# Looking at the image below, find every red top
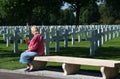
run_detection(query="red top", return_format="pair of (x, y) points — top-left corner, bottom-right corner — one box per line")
(25, 33), (44, 56)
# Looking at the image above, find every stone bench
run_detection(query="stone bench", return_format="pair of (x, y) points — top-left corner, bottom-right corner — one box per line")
(32, 56), (120, 79)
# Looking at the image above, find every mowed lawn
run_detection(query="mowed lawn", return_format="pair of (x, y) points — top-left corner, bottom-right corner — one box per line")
(0, 34), (120, 71)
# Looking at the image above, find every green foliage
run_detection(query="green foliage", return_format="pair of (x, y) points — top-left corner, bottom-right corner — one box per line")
(0, 0), (8, 25)
(0, 0), (120, 25)
(0, 0), (7, 18)
(114, 19), (120, 24)
(105, 0), (120, 19)
(80, 0), (100, 24)
(64, 0), (99, 25)
(100, 16), (115, 24)
(99, 0), (120, 24)
(0, 0), (64, 25)
(57, 9), (75, 25)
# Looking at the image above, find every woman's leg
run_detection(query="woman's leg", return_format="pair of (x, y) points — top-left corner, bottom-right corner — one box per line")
(20, 51), (38, 64)
(20, 51), (38, 71)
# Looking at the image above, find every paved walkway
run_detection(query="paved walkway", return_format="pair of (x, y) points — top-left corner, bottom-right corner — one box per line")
(0, 67), (120, 79)
(0, 72), (60, 79)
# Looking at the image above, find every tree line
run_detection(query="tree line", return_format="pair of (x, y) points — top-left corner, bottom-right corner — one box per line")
(0, 0), (120, 26)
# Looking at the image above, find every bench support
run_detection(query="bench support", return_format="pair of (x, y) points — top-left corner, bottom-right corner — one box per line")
(62, 63), (80, 75)
(100, 67), (119, 79)
(31, 60), (47, 70)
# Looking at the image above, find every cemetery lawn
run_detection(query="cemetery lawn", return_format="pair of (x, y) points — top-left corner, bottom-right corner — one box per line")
(0, 34), (120, 72)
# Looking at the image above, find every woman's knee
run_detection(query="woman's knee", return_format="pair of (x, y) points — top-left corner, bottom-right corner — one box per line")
(20, 52), (27, 59)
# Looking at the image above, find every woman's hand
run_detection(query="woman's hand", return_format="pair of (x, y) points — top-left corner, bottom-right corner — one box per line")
(25, 50), (30, 52)
(25, 38), (29, 43)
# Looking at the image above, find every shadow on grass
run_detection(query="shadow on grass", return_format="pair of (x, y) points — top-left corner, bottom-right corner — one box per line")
(50, 46), (120, 60)
(95, 46), (120, 59)
(0, 53), (20, 58)
(50, 47), (91, 57)
(1, 46), (120, 60)
(0, 40), (6, 43)
(0, 50), (23, 58)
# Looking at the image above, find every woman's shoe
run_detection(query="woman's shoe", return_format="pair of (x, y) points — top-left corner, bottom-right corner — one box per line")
(27, 69), (33, 72)
(24, 68), (30, 72)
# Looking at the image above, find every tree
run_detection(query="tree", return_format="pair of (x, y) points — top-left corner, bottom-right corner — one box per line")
(3, 0), (63, 25)
(80, 0), (100, 24)
(63, 9), (75, 25)
(33, 0), (63, 25)
(3, 0), (36, 25)
(0, 0), (8, 25)
(63, 0), (97, 25)
(105, 0), (120, 19)
(98, 0), (120, 24)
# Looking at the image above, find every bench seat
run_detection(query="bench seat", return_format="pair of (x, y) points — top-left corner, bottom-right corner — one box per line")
(32, 56), (120, 79)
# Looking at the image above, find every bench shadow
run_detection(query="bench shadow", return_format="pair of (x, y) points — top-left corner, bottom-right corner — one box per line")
(43, 66), (120, 79)
(78, 69), (102, 77)
(45, 66), (63, 72)
(44, 66), (102, 77)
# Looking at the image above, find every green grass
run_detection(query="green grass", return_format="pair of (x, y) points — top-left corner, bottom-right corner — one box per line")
(0, 34), (120, 71)
(95, 38), (120, 60)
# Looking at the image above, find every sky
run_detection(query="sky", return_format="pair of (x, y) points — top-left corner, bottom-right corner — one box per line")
(61, 0), (104, 9)
(61, 3), (70, 10)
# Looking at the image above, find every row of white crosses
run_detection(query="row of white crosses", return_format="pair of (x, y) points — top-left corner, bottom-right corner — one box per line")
(0, 26), (32, 53)
(39, 25), (120, 56)
(90, 25), (120, 56)
(0, 25), (120, 56)
(1, 27), (20, 53)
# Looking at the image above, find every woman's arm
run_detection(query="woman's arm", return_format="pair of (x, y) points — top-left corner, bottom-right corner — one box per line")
(25, 38), (30, 45)
(28, 35), (39, 51)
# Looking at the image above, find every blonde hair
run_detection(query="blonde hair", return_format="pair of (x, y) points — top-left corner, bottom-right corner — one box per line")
(31, 25), (39, 33)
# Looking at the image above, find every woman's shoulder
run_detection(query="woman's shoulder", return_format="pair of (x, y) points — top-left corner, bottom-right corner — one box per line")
(35, 33), (43, 38)
(35, 33), (40, 36)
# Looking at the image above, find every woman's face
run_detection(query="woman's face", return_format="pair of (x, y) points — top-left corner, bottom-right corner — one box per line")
(31, 29), (34, 35)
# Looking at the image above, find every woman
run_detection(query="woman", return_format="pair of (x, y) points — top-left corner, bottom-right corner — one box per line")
(20, 25), (44, 72)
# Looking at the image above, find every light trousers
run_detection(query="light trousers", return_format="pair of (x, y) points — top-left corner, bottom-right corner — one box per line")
(20, 51), (38, 64)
